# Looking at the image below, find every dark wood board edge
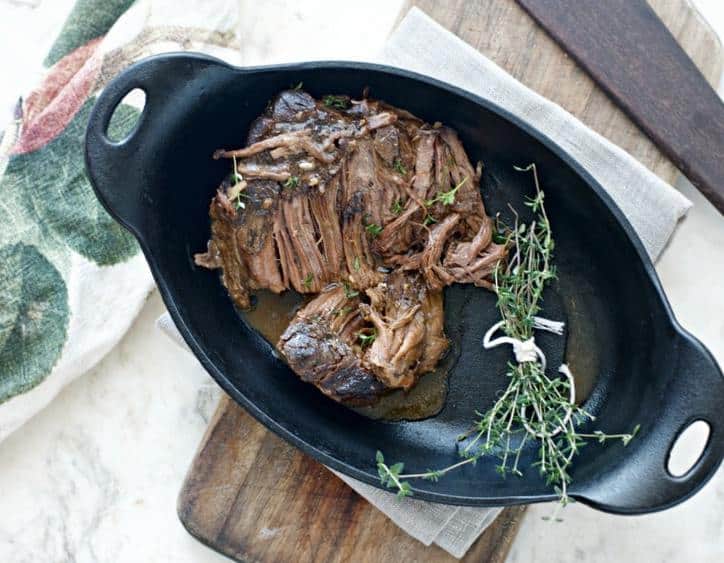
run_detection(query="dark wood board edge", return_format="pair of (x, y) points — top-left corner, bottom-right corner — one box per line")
(401, 0), (722, 189)
(516, 0), (724, 214)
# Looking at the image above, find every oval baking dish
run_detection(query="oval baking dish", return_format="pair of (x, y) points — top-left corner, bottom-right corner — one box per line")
(85, 53), (723, 513)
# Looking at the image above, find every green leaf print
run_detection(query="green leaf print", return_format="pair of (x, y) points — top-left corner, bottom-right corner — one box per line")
(0, 243), (69, 403)
(2, 98), (140, 266)
(45, 0), (137, 67)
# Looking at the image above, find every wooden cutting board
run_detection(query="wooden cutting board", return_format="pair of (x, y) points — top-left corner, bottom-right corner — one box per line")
(178, 1), (722, 561)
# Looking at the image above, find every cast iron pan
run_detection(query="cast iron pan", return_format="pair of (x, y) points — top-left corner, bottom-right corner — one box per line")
(85, 53), (724, 513)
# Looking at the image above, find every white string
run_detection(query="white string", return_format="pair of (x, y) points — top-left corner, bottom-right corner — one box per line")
(482, 316), (575, 438)
(530, 316), (565, 335)
(483, 320), (547, 367)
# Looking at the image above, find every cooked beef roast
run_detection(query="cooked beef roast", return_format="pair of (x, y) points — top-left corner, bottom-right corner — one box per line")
(279, 272), (446, 405)
(276, 283), (385, 406)
(195, 89), (506, 406)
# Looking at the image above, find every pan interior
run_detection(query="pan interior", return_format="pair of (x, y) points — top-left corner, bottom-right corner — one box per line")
(137, 62), (671, 502)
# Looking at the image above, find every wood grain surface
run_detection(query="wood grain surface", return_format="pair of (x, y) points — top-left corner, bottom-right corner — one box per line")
(178, 1), (722, 562)
(180, 395), (526, 563)
(516, 0), (724, 213)
(404, 0), (722, 189)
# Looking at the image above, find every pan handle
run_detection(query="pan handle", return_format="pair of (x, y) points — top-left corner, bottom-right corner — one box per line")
(84, 53), (227, 234)
(661, 336), (724, 497)
(576, 333), (724, 514)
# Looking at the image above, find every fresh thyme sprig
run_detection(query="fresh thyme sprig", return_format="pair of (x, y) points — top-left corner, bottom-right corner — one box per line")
(231, 155), (243, 184)
(422, 176), (468, 225)
(323, 95), (349, 110)
(390, 200), (404, 215)
(365, 223), (383, 238)
(393, 158), (407, 175)
(284, 175), (300, 190)
(375, 164), (639, 507)
(343, 282), (359, 299)
(229, 155), (247, 209)
(423, 214), (437, 226)
(426, 176), (467, 207)
(358, 328), (377, 348)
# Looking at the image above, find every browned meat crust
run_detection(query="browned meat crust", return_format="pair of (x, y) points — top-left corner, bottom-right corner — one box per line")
(278, 272), (446, 404)
(195, 89), (507, 405)
(277, 284), (386, 405)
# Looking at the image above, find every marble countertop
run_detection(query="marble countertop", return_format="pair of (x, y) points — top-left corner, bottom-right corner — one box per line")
(1, 1), (723, 561)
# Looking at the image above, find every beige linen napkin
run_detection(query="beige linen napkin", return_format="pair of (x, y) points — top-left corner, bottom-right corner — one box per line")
(159, 8), (691, 558)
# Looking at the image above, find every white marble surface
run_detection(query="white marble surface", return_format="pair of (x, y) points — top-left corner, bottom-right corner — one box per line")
(1, 1), (723, 562)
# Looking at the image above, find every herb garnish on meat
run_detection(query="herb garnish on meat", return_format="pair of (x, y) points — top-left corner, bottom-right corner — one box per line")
(323, 95), (349, 109)
(365, 223), (383, 238)
(426, 177), (467, 207)
(284, 175), (299, 190)
(390, 200), (404, 215)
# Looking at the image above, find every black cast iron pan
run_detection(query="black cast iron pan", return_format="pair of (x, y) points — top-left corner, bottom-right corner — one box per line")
(84, 53), (724, 513)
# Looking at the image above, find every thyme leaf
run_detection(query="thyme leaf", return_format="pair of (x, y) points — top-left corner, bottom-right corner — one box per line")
(426, 176), (468, 207)
(284, 175), (300, 190)
(423, 214), (437, 226)
(230, 155), (246, 209)
(390, 200), (404, 215)
(365, 223), (383, 238)
(343, 282), (359, 299)
(393, 158), (407, 175)
(357, 328), (377, 348)
(323, 95), (349, 110)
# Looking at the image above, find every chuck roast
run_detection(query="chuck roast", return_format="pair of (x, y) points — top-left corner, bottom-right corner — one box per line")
(278, 272), (446, 405)
(195, 89), (507, 405)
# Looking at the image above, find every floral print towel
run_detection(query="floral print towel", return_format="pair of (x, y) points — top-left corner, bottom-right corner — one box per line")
(0, 0), (242, 441)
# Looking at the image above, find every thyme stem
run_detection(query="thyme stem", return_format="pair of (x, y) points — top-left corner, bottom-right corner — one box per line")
(375, 164), (639, 508)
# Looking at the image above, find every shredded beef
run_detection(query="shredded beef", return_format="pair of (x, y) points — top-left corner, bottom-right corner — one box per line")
(279, 272), (446, 404)
(195, 89), (507, 405)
